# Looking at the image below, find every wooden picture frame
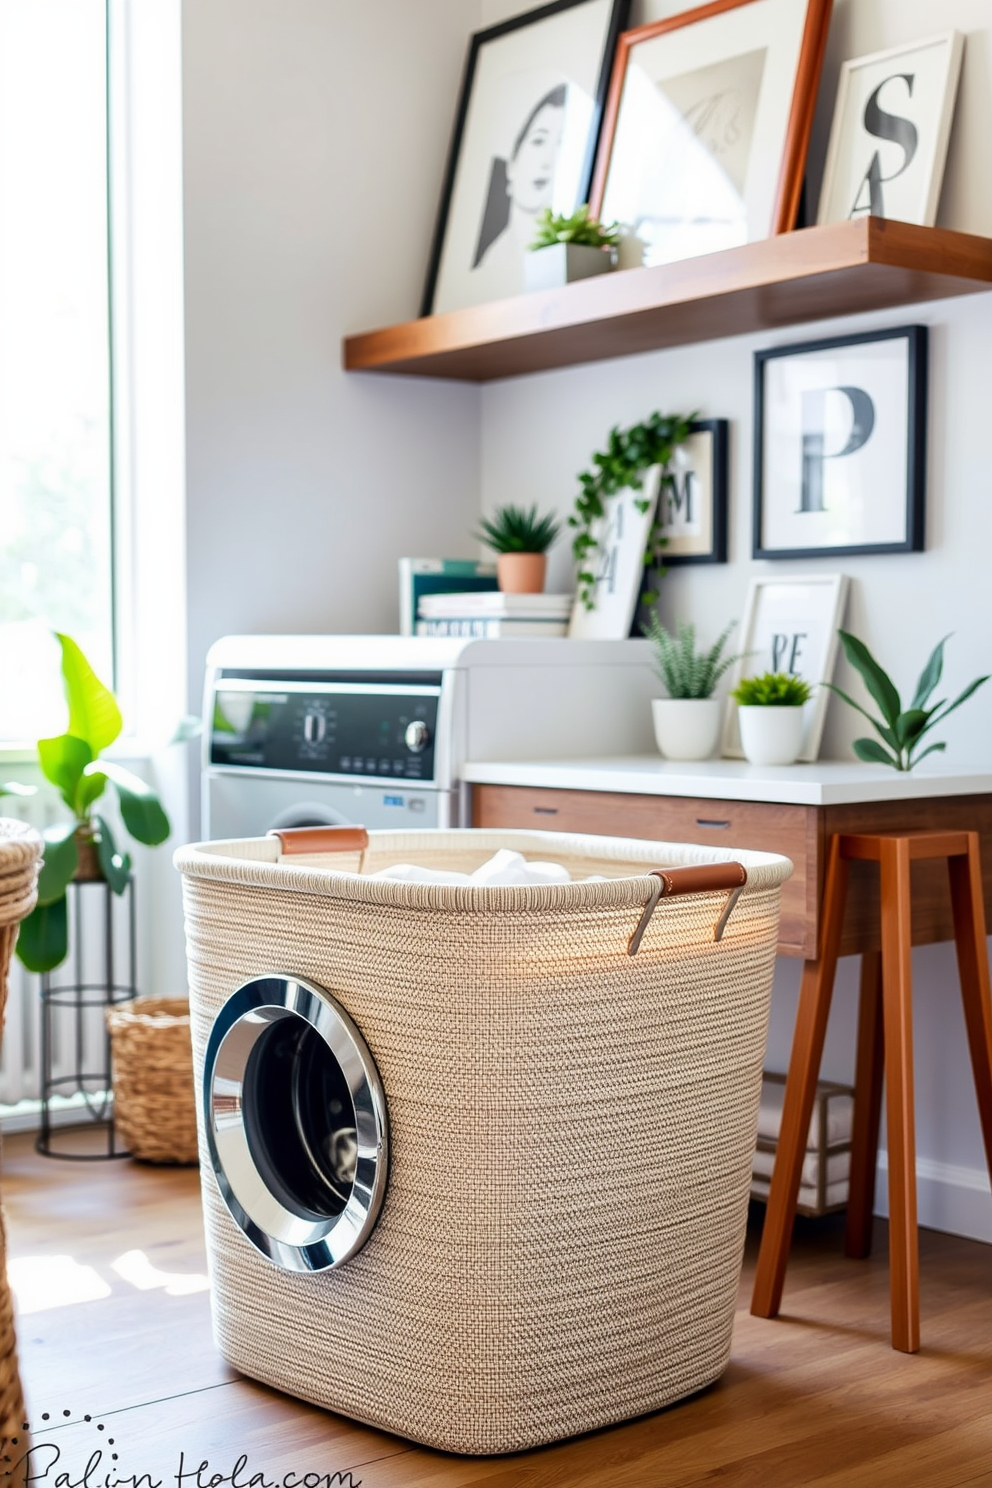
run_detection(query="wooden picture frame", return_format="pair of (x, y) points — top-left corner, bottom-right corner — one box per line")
(721, 572), (849, 762)
(422, 0), (630, 318)
(753, 325), (928, 560)
(589, 0), (833, 271)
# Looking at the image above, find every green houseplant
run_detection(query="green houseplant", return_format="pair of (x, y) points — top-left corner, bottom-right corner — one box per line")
(16, 634), (172, 974)
(570, 411), (696, 611)
(525, 205), (619, 294)
(476, 503), (561, 594)
(646, 618), (745, 761)
(731, 672), (813, 767)
(826, 631), (989, 772)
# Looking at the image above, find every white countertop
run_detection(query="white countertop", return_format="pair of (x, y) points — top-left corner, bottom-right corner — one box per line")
(462, 756), (992, 807)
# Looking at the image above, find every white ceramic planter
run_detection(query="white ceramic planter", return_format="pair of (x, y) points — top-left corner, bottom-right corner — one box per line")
(524, 243), (616, 293)
(651, 698), (722, 762)
(738, 706), (805, 767)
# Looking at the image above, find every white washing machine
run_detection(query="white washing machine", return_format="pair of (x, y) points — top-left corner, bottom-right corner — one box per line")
(202, 634), (658, 840)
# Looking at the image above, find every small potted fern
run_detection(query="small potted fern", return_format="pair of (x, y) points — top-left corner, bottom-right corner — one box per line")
(476, 503), (560, 594)
(730, 672), (814, 766)
(525, 206), (619, 293)
(646, 618), (744, 761)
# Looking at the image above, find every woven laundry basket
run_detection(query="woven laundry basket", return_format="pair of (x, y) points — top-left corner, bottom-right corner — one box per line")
(176, 826), (792, 1456)
(106, 998), (199, 1164)
(0, 820), (42, 1453)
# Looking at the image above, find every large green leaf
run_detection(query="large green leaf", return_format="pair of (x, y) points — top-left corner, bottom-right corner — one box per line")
(929, 676), (990, 730)
(87, 760), (170, 846)
(853, 736), (900, 769)
(37, 734), (92, 814)
(909, 741), (947, 768)
(910, 636), (949, 711)
(93, 815), (132, 894)
(837, 631), (902, 728)
(36, 822), (79, 906)
(16, 897), (69, 974)
(894, 709), (932, 748)
(55, 632), (122, 754)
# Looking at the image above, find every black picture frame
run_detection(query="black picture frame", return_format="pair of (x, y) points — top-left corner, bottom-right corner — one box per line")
(753, 324), (928, 561)
(631, 418), (730, 635)
(421, 0), (630, 319)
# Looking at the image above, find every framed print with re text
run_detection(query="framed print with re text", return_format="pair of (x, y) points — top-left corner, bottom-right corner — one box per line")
(753, 325), (928, 560)
(423, 0), (629, 317)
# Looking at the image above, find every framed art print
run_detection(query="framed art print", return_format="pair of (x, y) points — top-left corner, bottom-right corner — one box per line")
(722, 573), (849, 761)
(817, 32), (964, 227)
(589, 0), (832, 271)
(422, 0), (630, 316)
(569, 465), (661, 639)
(753, 325), (928, 560)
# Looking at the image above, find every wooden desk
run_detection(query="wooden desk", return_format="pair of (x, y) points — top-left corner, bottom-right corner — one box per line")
(466, 760), (992, 959)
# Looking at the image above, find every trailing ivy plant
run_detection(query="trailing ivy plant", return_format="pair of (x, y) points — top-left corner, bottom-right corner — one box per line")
(825, 630), (988, 772)
(16, 635), (173, 974)
(569, 411), (695, 610)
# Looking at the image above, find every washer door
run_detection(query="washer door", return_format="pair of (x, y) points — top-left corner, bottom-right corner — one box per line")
(204, 974), (388, 1272)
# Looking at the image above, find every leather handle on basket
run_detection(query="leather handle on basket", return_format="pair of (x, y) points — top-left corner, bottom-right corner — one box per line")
(267, 825), (370, 856)
(628, 863), (748, 956)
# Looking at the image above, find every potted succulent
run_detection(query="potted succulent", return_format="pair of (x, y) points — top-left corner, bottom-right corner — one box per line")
(16, 633), (174, 973)
(646, 617), (745, 761)
(731, 672), (814, 766)
(826, 630), (988, 771)
(476, 503), (561, 594)
(525, 205), (619, 293)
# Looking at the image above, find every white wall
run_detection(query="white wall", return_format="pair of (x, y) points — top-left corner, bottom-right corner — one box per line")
(479, 0), (992, 1239)
(181, 0), (485, 721)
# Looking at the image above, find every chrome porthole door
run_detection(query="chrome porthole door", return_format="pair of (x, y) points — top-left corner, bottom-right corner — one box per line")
(204, 974), (389, 1272)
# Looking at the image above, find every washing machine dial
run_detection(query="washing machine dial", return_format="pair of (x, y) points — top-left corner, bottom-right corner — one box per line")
(303, 712), (327, 744)
(404, 720), (430, 753)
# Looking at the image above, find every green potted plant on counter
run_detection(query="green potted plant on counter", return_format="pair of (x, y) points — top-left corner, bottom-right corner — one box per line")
(646, 617), (745, 761)
(731, 672), (813, 766)
(16, 634), (173, 973)
(476, 503), (561, 594)
(826, 631), (988, 772)
(525, 205), (619, 293)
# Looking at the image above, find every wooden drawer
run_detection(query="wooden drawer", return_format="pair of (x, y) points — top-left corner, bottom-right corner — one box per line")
(472, 784), (818, 957)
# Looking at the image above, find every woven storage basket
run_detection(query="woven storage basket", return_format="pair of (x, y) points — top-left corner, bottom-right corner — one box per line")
(106, 998), (198, 1164)
(0, 820), (42, 1454)
(177, 827), (792, 1455)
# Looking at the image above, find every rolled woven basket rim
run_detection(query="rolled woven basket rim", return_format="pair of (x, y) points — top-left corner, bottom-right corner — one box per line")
(106, 996), (190, 1031)
(175, 827), (793, 912)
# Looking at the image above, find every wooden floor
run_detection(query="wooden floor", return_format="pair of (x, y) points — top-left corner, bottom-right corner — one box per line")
(5, 1129), (992, 1486)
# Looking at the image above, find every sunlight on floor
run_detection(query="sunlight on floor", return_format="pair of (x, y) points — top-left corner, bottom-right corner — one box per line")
(111, 1248), (210, 1296)
(9, 1249), (209, 1313)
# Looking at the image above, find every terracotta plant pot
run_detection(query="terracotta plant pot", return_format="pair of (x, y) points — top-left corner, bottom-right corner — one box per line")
(497, 552), (547, 594)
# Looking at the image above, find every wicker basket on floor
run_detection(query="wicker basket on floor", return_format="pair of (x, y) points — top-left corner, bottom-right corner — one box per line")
(0, 820), (42, 1452)
(107, 998), (199, 1164)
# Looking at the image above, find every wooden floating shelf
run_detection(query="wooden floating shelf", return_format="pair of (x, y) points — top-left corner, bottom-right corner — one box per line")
(343, 219), (992, 383)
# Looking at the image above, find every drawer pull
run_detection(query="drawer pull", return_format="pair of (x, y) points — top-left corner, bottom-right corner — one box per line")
(533, 807), (559, 816)
(697, 818), (731, 830)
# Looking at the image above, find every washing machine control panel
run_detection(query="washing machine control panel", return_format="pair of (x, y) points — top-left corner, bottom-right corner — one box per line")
(210, 671), (440, 782)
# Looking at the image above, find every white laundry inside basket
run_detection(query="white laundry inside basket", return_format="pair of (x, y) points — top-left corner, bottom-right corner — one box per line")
(371, 848), (572, 887)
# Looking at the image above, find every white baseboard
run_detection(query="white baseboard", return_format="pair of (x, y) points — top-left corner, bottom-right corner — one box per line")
(875, 1151), (992, 1244)
(0, 1092), (113, 1135)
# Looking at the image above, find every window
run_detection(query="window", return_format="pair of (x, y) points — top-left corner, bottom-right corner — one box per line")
(0, 0), (114, 742)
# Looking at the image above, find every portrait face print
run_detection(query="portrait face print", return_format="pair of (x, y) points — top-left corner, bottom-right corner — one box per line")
(506, 96), (566, 214)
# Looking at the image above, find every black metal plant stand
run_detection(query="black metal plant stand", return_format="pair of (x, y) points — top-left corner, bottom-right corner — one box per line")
(37, 874), (137, 1159)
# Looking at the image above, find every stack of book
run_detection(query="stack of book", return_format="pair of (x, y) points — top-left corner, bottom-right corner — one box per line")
(416, 591), (573, 638)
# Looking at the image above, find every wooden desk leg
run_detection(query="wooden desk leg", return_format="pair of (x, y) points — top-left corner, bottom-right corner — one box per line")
(751, 836), (850, 1320)
(948, 835), (992, 1185)
(879, 837), (919, 1354)
(845, 950), (884, 1260)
